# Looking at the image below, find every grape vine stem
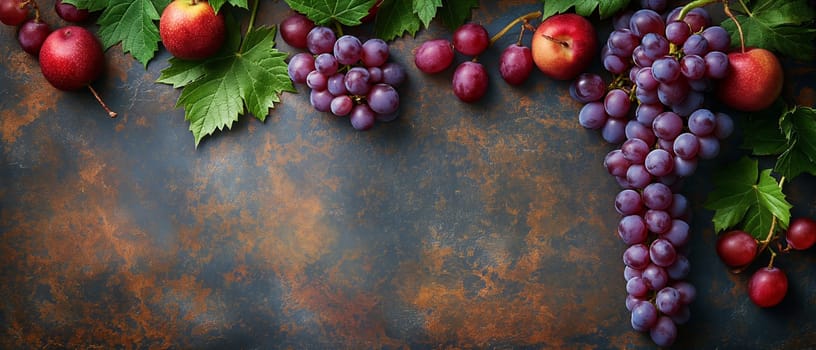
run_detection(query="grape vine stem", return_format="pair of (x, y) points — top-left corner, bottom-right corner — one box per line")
(238, 0), (260, 53)
(757, 176), (786, 261)
(722, 1), (746, 53)
(488, 11), (542, 47)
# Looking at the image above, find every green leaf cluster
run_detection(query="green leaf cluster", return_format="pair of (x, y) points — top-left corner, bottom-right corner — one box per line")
(744, 105), (816, 179)
(541, 0), (632, 19)
(63, 0), (248, 67)
(284, 0), (479, 41)
(721, 0), (816, 61)
(704, 157), (792, 239)
(157, 25), (294, 146)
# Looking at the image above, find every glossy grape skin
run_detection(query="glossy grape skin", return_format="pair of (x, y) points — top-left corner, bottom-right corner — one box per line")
(570, 73), (605, 103)
(615, 189), (643, 215)
(17, 19), (51, 55)
(704, 51), (729, 79)
(349, 104), (376, 130)
(55, 0), (90, 22)
(650, 316), (677, 347)
(621, 138), (650, 164)
(604, 89), (631, 118)
(309, 89), (333, 113)
(330, 95), (353, 117)
(0, 0), (28, 26)
(314, 53), (338, 76)
(624, 244), (651, 270)
(641, 33), (669, 60)
(702, 26), (731, 52)
(306, 26), (336, 55)
(327, 73), (347, 96)
(650, 238), (677, 267)
(602, 118), (627, 144)
(618, 215), (648, 245)
(607, 29), (639, 57)
(361, 38), (389, 67)
(642, 263), (669, 290)
(631, 301), (658, 331)
(664, 20), (691, 45)
(287, 52), (314, 84)
(716, 230), (758, 267)
(334, 35), (362, 65)
(306, 70), (328, 91)
(629, 9), (665, 37)
(367, 83), (399, 114)
(786, 217), (816, 250)
(604, 149), (630, 177)
(655, 286), (682, 315)
(642, 182), (673, 210)
(672, 133), (700, 160)
(578, 102), (608, 130)
(452, 61), (488, 103)
(380, 62), (406, 87)
(280, 13), (315, 49)
(666, 253), (690, 280)
(499, 44), (533, 85)
(452, 23), (489, 56)
(748, 267), (788, 307)
(344, 67), (371, 96)
(414, 39), (454, 74)
(688, 109), (717, 136)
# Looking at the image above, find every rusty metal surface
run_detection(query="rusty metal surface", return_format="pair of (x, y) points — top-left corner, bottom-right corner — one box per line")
(1, 1), (815, 349)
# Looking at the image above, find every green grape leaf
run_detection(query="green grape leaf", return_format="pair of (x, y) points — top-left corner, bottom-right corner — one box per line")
(721, 0), (816, 60)
(283, 0), (377, 26)
(542, 0), (631, 19)
(437, 0), (479, 30)
(209, 0), (248, 13)
(774, 106), (816, 179)
(156, 26), (294, 146)
(62, 0), (108, 12)
(742, 100), (788, 155)
(94, 0), (169, 67)
(704, 157), (792, 238)
(414, 0), (443, 28)
(375, 0), (421, 40)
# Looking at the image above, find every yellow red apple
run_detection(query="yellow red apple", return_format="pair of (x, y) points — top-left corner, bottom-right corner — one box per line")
(159, 0), (225, 60)
(717, 48), (783, 112)
(531, 13), (598, 80)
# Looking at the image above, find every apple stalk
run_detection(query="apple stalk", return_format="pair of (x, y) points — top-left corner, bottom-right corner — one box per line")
(88, 85), (117, 118)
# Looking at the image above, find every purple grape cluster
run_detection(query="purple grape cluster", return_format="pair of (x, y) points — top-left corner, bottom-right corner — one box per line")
(286, 25), (406, 131)
(571, 4), (736, 347)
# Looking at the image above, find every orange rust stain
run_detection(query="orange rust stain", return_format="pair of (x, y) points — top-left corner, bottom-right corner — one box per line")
(1, 75), (57, 144)
(106, 48), (133, 83)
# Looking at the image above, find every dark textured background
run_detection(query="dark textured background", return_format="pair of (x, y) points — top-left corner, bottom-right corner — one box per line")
(1, 1), (815, 349)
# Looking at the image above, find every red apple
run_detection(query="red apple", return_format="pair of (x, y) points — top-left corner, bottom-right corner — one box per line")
(717, 48), (783, 112)
(531, 13), (598, 80)
(39, 26), (105, 91)
(159, 0), (225, 60)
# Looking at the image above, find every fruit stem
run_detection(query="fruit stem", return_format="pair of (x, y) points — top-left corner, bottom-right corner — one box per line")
(88, 85), (118, 118)
(488, 11), (542, 46)
(334, 21), (343, 37)
(238, 0), (260, 53)
(736, 0), (752, 16)
(766, 248), (777, 268)
(678, 0), (719, 21)
(25, 0), (40, 21)
(757, 176), (786, 253)
(723, 0), (746, 53)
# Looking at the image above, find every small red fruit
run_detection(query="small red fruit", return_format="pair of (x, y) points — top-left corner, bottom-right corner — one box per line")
(39, 26), (105, 91)
(715, 230), (758, 268)
(717, 48), (783, 112)
(786, 217), (816, 250)
(748, 267), (787, 308)
(159, 0), (225, 60)
(531, 13), (598, 80)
